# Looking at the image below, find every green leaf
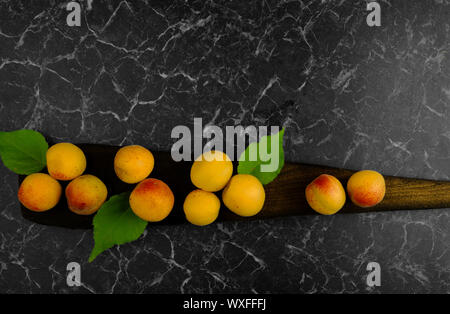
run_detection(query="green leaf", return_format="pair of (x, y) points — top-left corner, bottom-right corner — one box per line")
(0, 129), (48, 175)
(89, 192), (148, 262)
(238, 128), (285, 185)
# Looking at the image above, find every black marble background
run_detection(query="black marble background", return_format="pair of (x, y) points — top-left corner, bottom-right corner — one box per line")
(0, 0), (449, 293)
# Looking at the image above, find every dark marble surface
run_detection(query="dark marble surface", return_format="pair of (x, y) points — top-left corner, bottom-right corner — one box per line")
(0, 0), (449, 293)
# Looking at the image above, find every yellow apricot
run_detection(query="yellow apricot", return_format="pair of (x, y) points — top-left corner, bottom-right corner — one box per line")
(114, 145), (154, 184)
(190, 150), (233, 192)
(183, 190), (220, 226)
(47, 143), (86, 181)
(347, 170), (385, 208)
(65, 174), (108, 215)
(222, 174), (265, 217)
(129, 178), (174, 222)
(18, 173), (62, 212)
(305, 174), (346, 215)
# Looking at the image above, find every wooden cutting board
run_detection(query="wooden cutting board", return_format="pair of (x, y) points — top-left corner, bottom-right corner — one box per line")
(19, 144), (450, 229)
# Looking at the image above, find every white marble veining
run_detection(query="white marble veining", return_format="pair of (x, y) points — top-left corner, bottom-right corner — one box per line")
(0, 0), (449, 293)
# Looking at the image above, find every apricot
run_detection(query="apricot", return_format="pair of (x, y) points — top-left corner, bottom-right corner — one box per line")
(190, 150), (233, 192)
(114, 145), (154, 184)
(66, 174), (108, 215)
(305, 174), (346, 215)
(18, 173), (62, 212)
(129, 178), (174, 222)
(183, 190), (220, 226)
(347, 170), (385, 208)
(47, 143), (86, 181)
(222, 174), (265, 217)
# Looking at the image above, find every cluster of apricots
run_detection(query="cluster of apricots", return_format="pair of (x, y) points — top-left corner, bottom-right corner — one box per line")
(18, 144), (265, 226)
(19, 143), (107, 215)
(184, 150), (265, 226)
(305, 170), (386, 215)
(18, 143), (175, 222)
(18, 141), (381, 222)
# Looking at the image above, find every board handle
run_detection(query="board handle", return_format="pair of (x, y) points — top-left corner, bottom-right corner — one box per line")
(253, 163), (450, 219)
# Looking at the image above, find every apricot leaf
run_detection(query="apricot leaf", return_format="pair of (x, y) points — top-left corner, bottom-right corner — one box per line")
(0, 129), (48, 175)
(90, 192), (147, 262)
(238, 128), (285, 185)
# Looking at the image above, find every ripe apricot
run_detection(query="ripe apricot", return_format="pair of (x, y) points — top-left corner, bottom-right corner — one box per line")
(190, 150), (233, 192)
(114, 145), (154, 184)
(347, 170), (385, 208)
(183, 190), (220, 226)
(47, 143), (86, 181)
(222, 174), (265, 217)
(18, 173), (62, 212)
(305, 174), (346, 215)
(65, 175), (108, 215)
(129, 178), (174, 222)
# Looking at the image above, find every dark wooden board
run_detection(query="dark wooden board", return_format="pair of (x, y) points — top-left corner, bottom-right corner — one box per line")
(19, 144), (450, 229)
